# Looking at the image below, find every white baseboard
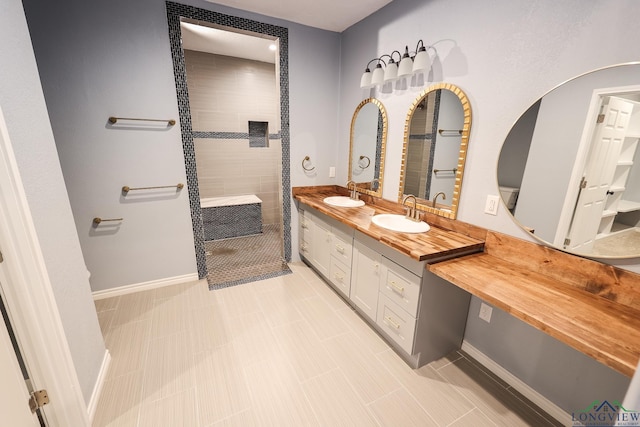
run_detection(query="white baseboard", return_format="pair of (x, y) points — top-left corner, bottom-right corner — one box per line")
(461, 340), (571, 425)
(92, 273), (200, 300)
(87, 350), (111, 422)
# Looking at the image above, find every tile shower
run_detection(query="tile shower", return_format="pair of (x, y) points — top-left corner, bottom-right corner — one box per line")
(183, 47), (288, 287)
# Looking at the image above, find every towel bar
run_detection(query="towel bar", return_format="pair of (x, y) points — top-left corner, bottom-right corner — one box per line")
(122, 183), (184, 193)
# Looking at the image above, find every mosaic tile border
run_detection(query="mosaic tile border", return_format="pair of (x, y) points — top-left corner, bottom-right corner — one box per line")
(192, 131), (281, 140)
(208, 268), (292, 290)
(425, 89), (441, 200)
(165, 1), (291, 279)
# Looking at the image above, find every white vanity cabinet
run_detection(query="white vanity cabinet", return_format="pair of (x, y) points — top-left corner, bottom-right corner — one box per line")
(353, 231), (471, 368)
(298, 207), (354, 298)
(376, 256), (422, 355)
(298, 207), (470, 368)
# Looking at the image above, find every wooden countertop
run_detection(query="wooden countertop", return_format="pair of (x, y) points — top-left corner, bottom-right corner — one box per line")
(429, 231), (640, 377)
(293, 186), (485, 262)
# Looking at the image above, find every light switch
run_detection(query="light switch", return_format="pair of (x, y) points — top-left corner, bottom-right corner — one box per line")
(484, 195), (500, 215)
(329, 166), (336, 178)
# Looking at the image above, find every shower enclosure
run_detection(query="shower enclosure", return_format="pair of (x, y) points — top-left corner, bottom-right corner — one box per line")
(166, 3), (291, 288)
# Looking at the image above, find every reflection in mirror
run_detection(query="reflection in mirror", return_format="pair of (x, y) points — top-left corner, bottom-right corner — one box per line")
(498, 63), (640, 259)
(349, 98), (387, 197)
(398, 83), (471, 219)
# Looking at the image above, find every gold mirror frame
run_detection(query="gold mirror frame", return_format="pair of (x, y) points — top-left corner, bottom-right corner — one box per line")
(348, 98), (388, 198)
(398, 83), (472, 219)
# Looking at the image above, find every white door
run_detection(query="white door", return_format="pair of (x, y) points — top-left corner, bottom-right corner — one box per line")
(566, 97), (633, 251)
(0, 288), (42, 427)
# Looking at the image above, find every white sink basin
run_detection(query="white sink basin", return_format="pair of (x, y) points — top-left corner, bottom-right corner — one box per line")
(323, 196), (365, 208)
(371, 214), (430, 233)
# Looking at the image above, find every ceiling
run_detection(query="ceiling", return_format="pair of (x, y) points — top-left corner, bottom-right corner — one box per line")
(181, 22), (278, 63)
(182, 0), (391, 63)
(204, 0), (392, 33)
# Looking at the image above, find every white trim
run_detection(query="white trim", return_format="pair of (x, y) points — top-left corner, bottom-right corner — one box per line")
(87, 350), (110, 423)
(0, 106), (90, 425)
(92, 273), (200, 300)
(461, 340), (571, 425)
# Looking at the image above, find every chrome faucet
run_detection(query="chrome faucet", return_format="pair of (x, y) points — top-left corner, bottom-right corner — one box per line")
(432, 192), (446, 208)
(402, 194), (420, 222)
(346, 180), (359, 200)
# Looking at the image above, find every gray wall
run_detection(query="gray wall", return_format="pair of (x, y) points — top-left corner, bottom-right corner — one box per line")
(22, 0), (341, 291)
(339, 0), (640, 414)
(0, 0), (105, 404)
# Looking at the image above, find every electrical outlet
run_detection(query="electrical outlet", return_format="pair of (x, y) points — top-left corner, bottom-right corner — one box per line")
(329, 166), (336, 178)
(479, 302), (493, 323)
(484, 195), (500, 215)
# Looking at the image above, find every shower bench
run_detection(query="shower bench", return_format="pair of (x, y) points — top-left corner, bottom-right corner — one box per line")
(201, 195), (262, 240)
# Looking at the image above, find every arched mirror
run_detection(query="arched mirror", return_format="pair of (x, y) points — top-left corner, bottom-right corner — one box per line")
(398, 83), (471, 219)
(498, 63), (640, 259)
(349, 98), (387, 197)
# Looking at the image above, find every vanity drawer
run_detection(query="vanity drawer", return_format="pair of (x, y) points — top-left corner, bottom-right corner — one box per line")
(329, 257), (351, 298)
(379, 257), (421, 317)
(376, 294), (416, 355)
(331, 227), (353, 265)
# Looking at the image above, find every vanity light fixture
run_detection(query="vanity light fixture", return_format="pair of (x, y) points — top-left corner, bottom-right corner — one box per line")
(361, 40), (435, 89)
(381, 51), (401, 82)
(360, 58), (378, 88)
(397, 46), (414, 77)
(370, 59), (386, 86)
(412, 40), (431, 73)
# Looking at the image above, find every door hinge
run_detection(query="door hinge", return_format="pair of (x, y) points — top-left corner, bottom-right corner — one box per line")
(28, 389), (50, 413)
(564, 238), (571, 246)
(580, 177), (587, 189)
(597, 114), (605, 123)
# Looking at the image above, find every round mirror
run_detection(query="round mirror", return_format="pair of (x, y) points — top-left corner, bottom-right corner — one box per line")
(349, 98), (387, 197)
(398, 83), (471, 219)
(498, 63), (640, 258)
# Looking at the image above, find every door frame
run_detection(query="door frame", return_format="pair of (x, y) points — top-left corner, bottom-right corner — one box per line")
(165, 2), (292, 280)
(0, 106), (90, 425)
(554, 84), (640, 247)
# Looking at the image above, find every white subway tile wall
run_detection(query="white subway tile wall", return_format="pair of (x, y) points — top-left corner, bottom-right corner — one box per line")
(186, 51), (282, 226)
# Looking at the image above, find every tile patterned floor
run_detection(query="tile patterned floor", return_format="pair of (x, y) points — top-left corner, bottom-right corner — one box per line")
(92, 262), (562, 427)
(205, 224), (290, 289)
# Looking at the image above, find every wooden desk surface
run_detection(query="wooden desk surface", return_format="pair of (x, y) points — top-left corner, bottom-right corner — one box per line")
(429, 231), (640, 377)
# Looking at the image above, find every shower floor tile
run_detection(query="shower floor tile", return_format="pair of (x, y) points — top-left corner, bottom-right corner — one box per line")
(205, 223), (290, 289)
